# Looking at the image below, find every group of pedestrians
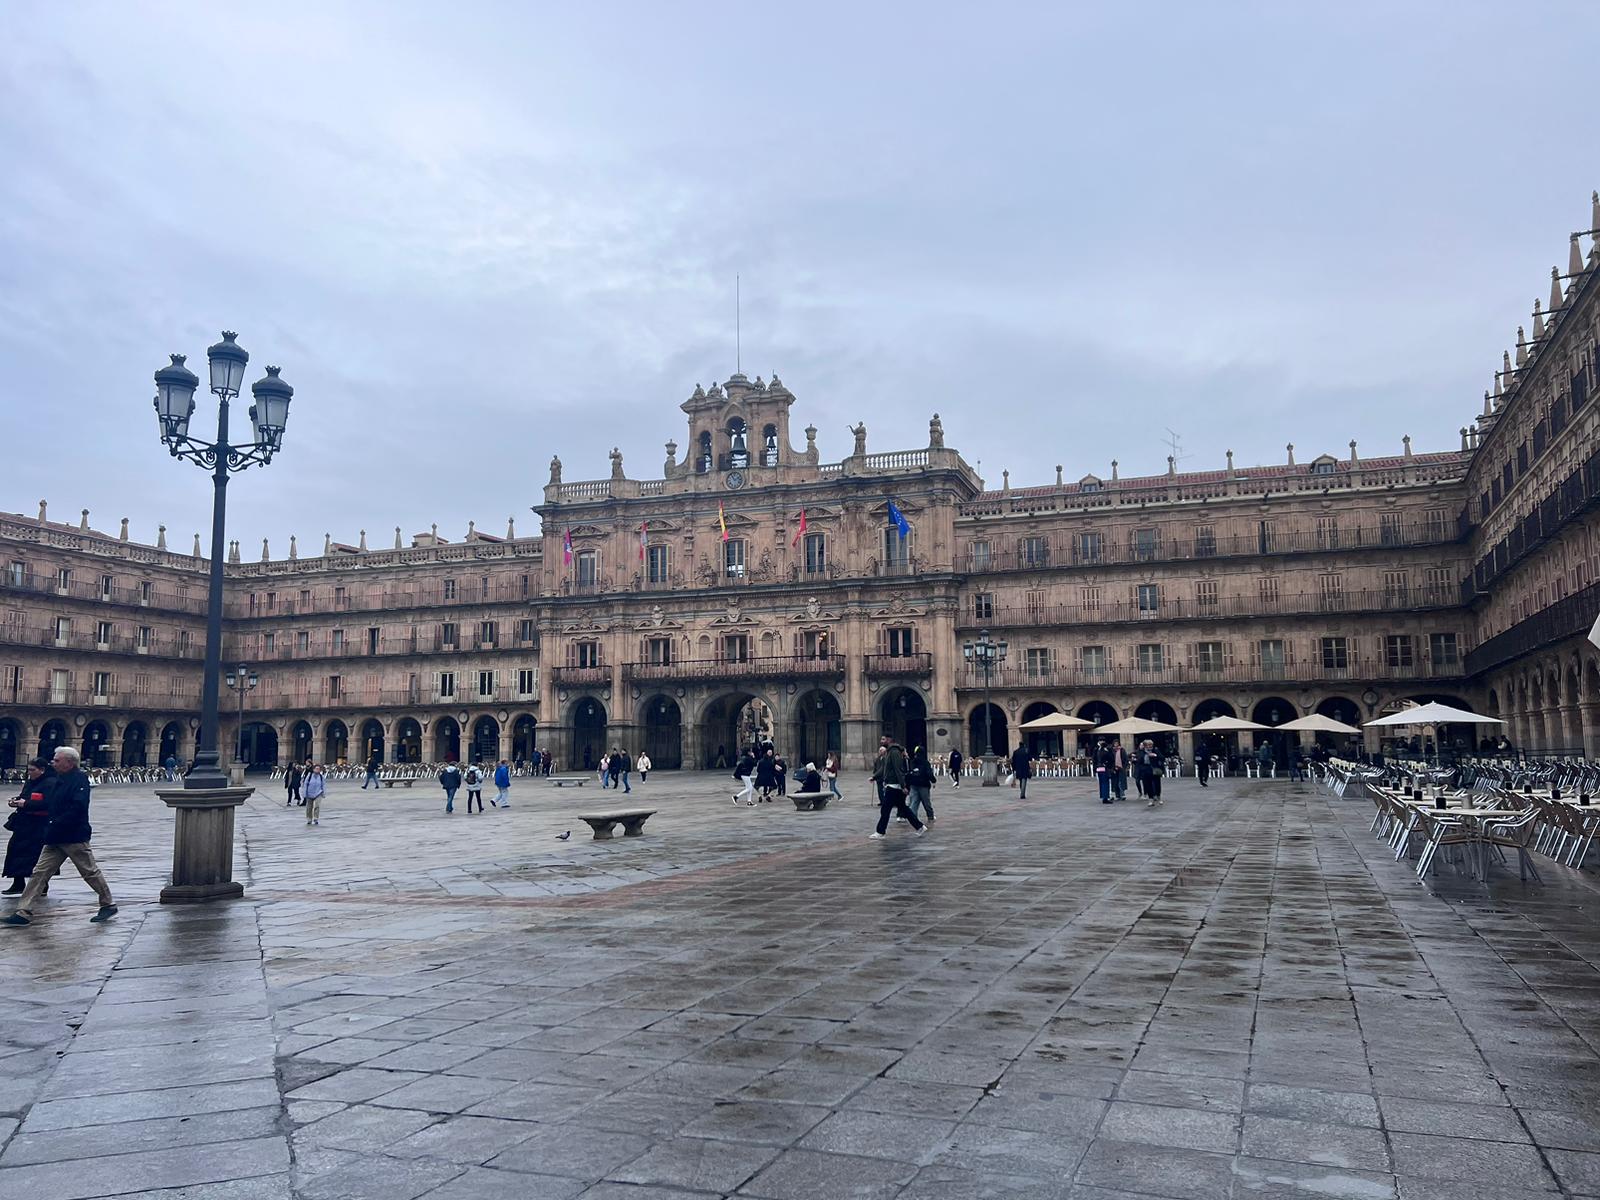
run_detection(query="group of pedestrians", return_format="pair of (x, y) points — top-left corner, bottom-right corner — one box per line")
(283, 761), (328, 824)
(1090, 738), (1165, 806)
(2, 745), (118, 926)
(437, 760), (515, 813)
(597, 749), (646, 793)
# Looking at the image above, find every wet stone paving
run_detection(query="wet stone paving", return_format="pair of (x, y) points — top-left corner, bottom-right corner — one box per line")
(3, 770), (1600, 1199)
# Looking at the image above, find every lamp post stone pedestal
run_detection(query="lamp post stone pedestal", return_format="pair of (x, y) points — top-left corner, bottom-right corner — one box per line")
(155, 786), (252, 903)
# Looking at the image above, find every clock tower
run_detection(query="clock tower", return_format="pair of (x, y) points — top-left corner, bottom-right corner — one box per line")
(668, 373), (819, 490)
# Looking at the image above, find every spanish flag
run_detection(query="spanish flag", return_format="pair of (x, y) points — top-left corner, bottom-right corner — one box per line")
(717, 501), (728, 542)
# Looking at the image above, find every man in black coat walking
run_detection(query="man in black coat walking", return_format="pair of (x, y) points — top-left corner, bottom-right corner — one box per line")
(3, 746), (117, 925)
(1010, 743), (1034, 799)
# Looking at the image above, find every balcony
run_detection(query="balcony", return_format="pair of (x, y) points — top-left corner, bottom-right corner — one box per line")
(959, 587), (1461, 630)
(1465, 578), (1600, 677)
(863, 652), (933, 677)
(550, 664), (610, 687)
(8, 686), (202, 710)
(955, 658), (1466, 691)
(621, 654), (846, 684)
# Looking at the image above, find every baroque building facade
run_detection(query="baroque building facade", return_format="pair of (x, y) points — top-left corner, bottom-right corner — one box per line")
(3, 197), (1598, 772)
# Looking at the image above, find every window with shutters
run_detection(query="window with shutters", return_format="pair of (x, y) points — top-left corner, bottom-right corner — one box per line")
(478, 620), (497, 648)
(1136, 583), (1160, 615)
(480, 575), (491, 600)
(441, 622), (458, 649)
(1379, 512), (1403, 546)
(1429, 632), (1460, 667)
(518, 619), (537, 644)
(1081, 645), (1108, 677)
(801, 630), (829, 659)
(882, 523), (912, 569)
(1136, 643), (1164, 673)
(367, 627), (380, 655)
(442, 578), (457, 600)
(1194, 641), (1225, 675)
(1258, 639), (1286, 678)
(517, 668), (537, 695)
(1316, 516), (1339, 549)
(803, 534), (826, 575)
(974, 592), (994, 620)
(133, 673), (150, 695)
(1195, 580), (1218, 611)
(1258, 576), (1280, 608)
(1382, 571), (1409, 608)
(478, 670), (495, 698)
(439, 671), (455, 698)
(1132, 528), (1158, 562)
(1317, 573), (1344, 611)
(262, 631), (274, 654)
(1258, 520), (1277, 553)
(139, 580), (152, 604)
(724, 538), (746, 579)
(331, 629), (345, 653)
(575, 641), (602, 668)
(7, 561), (26, 587)
(179, 631), (191, 655)
(100, 574), (115, 600)
(886, 627), (916, 657)
(1194, 525), (1216, 557)
(1423, 567), (1452, 605)
(1025, 647), (1052, 677)
(1025, 590), (1046, 622)
(92, 671), (111, 698)
(4, 666), (20, 701)
(1384, 635), (1414, 669)
(1080, 586), (1101, 614)
(1019, 536), (1048, 567)
(722, 634), (749, 663)
(575, 552), (598, 585)
(56, 567), (71, 592)
(648, 636), (673, 665)
(138, 625), (152, 650)
(328, 675), (342, 700)
(1320, 637), (1349, 670)
(1424, 508), (1448, 541)
(967, 539), (990, 571)
(53, 616), (71, 642)
(1077, 532), (1104, 564)
(96, 621), (113, 647)
(647, 543), (670, 583)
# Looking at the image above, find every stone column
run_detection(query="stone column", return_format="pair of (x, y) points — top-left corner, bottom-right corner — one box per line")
(1177, 730), (1194, 774)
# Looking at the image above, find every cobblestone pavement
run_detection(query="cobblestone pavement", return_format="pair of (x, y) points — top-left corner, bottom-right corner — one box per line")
(3, 771), (1600, 1199)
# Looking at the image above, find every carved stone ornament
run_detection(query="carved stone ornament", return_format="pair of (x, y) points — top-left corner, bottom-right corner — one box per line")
(806, 596), (821, 620)
(651, 604), (666, 627)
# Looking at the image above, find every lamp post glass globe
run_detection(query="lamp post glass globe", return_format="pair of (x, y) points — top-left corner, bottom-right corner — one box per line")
(153, 354), (199, 442)
(206, 331), (249, 397)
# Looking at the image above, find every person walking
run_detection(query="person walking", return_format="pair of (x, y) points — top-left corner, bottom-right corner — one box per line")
(872, 737), (889, 807)
(1196, 751), (1211, 787)
(439, 761), (463, 813)
(466, 763), (486, 809)
(755, 747), (779, 802)
(947, 747), (963, 788)
(164, 753), (178, 782)
(1288, 746), (1305, 783)
(285, 760), (303, 806)
(1009, 742), (1034, 800)
(774, 755), (788, 797)
(824, 751), (842, 802)
(870, 738), (925, 839)
(493, 759), (512, 808)
(1094, 740), (1114, 803)
(613, 748), (632, 795)
(1138, 741), (1164, 808)
(732, 746), (757, 806)
(598, 752), (611, 788)
(3, 746), (117, 925)
(362, 750), (381, 789)
(303, 763), (326, 825)
(636, 752), (651, 782)
(4, 758), (53, 896)
(907, 745), (937, 824)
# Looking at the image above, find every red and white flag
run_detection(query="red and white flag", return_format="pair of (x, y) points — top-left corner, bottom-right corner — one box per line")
(791, 508), (807, 546)
(639, 521), (648, 561)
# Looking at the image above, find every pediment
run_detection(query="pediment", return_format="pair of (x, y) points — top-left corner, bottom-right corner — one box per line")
(786, 597), (841, 623)
(568, 524), (608, 539)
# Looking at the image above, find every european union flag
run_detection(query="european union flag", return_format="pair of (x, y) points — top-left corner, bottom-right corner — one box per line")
(887, 500), (910, 538)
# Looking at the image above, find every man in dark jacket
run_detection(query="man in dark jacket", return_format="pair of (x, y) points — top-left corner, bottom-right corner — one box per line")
(869, 739), (924, 838)
(732, 747), (757, 806)
(1010, 743), (1034, 799)
(947, 747), (963, 788)
(3, 746), (116, 925)
(362, 751), (381, 789)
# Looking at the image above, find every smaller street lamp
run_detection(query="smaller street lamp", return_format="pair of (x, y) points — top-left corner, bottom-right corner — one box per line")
(224, 663), (259, 784)
(962, 628), (1008, 786)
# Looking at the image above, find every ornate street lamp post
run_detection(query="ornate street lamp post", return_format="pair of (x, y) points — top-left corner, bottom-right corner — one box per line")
(225, 663), (260, 782)
(152, 332), (293, 902)
(962, 628), (1007, 786)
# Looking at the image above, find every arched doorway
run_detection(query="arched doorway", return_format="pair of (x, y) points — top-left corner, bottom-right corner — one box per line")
(0, 718), (21, 770)
(360, 719), (385, 765)
(1021, 701), (1062, 757)
(1250, 698), (1295, 765)
(794, 690), (840, 767)
(238, 721), (277, 768)
(120, 721), (149, 767)
(511, 715), (537, 762)
(324, 719), (349, 765)
(160, 720), (183, 766)
(434, 716), (461, 762)
(1191, 698), (1238, 765)
(393, 717), (422, 763)
(471, 716), (500, 764)
(1076, 700), (1119, 753)
(642, 696), (682, 770)
(289, 720), (314, 764)
(83, 721), (112, 767)
(699, 692), (770, 767)
(881, 687), (927, 752)
(1133, 700), (1179, 755)
(38, 719), (69, 761)
(1315, 696), (1362, 752)
(573, 698), (607, 770)
(967, 702), (1007, 757)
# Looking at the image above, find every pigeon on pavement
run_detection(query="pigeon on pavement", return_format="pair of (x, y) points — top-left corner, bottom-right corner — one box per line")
(556, 830), (571, 841)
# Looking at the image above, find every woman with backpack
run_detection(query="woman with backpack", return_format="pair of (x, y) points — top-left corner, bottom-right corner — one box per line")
(464, 763), (485, 812)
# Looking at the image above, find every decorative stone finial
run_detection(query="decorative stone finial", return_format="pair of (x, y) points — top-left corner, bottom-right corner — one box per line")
(928, 413), (944, 449)
(1001, 469), (1010, 492)
(192, 532), (201, 557)
(1501, 350), (1512, 385)
(548, 455), (562, 486)
(664, 440), (677, 470)
(609, 447), (625, 481)
(119, 518), (129, 541)
(395, 526), (403, 550)
(1483, 390), (1493, 417)
(1348, 439), (1359, 467)
(506, 516), (515, 539)
(1286, 443), (1295, 466)
(1111, 460), (1119, 481)
(80, 508), (89, 531)
(804, 425), (816, 450)
(1532, 299), (1545, 341)
(37, 500), (46, 523)
(1570, 235), (1585, 280)
(323, 533), (331, 555)
(1225, 450), (1235, 474)
(1167, 455), (1176, 477)
(288, 534), (297, 560)
(466, 521), (475, 540)
(1552, 266), (1565, 313)
(261, 538), (270, 561)
(1055, 464), (1064, 485)
(1460, 427), (1470, 452)
(358, 529), (368, 552)
(1402, 435), (1413, 461)
(156, 524), (167, 551)
(1515, 327), (1527, 367)
(431, 523), (438, 540)
(228, 539), (241, 564)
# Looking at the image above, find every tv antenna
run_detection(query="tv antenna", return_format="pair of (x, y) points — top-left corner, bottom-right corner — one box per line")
(1163, 428), (1190, 465)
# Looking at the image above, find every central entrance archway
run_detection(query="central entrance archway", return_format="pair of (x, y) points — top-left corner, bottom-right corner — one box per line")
(121, 721), (149, 767)
(289, 720), (314, 764)
(83, 721), (112, 768)
(700, 692), (771, 767)
(881, 687), (927, 752)
(968, 702), (1007, 757)
(511, 715), (537, 762)
(642, 696), (682, 769)
(360, 719), (385, 765)
(393, 717), (422, 763)
(239, 721), (278, 768)
(794, 689), (841, 767)
(433, 716), (461, 762)
(471, 716), (500, 764)
(572, 698), (607, 770)
(323, 719), (349, 764)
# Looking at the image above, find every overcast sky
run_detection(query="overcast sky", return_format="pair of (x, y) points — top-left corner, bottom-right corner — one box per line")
(2, 2), (1594, 555)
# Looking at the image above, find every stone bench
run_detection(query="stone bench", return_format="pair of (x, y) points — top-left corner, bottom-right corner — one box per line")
(577, 810), (657, 839)
(379, 778), (416, 788)
(549, 776), (590, 788)
(791, 791), (830, 811)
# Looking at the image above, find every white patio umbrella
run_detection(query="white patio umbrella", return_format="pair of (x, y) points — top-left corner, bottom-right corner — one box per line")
(1364, 702), (1503, 728)
(1096, 716), (1183, 735)
(1589, 611), (1600, 652)
(1019, 711), (1096, 731)
(1187, 715), (1268, 733)
(1277, 713), (1363, 735)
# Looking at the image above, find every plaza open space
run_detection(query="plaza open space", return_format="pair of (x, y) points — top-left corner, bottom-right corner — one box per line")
(4, 770), (1600, 1199)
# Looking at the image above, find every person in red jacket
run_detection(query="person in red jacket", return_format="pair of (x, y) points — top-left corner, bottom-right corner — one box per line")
(3, 746), (117, 926)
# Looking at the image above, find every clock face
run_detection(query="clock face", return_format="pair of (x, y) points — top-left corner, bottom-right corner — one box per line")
(725, 470), (746, 490)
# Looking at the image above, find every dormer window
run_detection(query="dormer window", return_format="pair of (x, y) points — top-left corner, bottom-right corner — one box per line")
(1078, 474), (1103, 493)
(1310, 456), (1337, 476)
